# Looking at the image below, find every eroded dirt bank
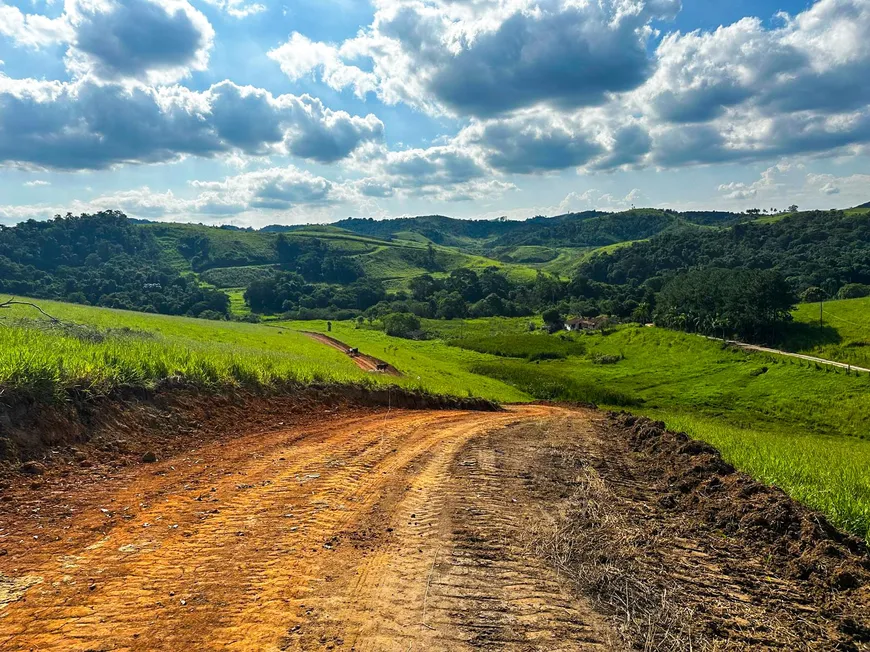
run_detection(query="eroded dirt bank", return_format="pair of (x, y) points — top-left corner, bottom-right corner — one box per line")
(0, 383), (495, 471)
(1, 406), (867, 650)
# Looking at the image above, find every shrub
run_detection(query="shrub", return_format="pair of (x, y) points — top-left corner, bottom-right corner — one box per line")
(590, 353), (621, 365)
(448, 334), (585, 360)
(837, 284), (870, 300)
(383, 312), (422, 339)
(542, 308), (564, 333)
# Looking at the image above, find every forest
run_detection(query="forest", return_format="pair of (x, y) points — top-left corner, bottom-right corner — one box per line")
(2, 207), (868, 345)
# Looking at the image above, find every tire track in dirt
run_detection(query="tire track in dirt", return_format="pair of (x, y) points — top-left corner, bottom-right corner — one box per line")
(294, 407), (613, 651)
(3, 405), (859, 650)
(1, 406), (602, 651)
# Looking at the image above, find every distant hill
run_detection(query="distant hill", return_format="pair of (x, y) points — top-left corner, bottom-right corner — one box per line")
(334, 209), (742, 253)
(580, 208), (870, 293)
(855, 202), (870, 209)
(333, 214), (531, 249)
(2, 204), (863, 322)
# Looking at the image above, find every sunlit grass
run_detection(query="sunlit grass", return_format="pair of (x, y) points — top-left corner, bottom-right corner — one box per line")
(791, 296), (870, 368)
(275, 320), (530, 402)
(0, 299), (376, 400)
(0, 298), (527, 403)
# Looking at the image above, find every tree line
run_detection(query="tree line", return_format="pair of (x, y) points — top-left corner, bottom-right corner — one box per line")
(0, 212), (230, 319)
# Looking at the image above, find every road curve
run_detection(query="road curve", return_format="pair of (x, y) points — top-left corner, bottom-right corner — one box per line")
(0, 406), (611, 651)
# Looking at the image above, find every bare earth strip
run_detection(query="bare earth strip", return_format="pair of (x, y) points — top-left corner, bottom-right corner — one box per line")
(302, 331), (402, 376)
(0, 406), (612, 651)
(0, 405), (867, 650)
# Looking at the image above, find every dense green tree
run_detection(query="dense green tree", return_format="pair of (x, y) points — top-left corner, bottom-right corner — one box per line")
(382, 312), (422, 338)
(581, 210), (870, 298)
(436, 292), (468, 320)
(542, 308), (564, 333)
(446, 269), (483, 303)
(655, 268), (795, 343)
(0, 212), (230, 319)
(837, 283), (870, 300)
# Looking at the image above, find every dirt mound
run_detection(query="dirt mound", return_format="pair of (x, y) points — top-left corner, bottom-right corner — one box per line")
(606, 413), (870, 648)
(619, 414), (869, 585)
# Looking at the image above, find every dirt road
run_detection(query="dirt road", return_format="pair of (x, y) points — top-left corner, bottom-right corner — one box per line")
(701, 334), (870, 373)
(0, 406), (612, 651)
(303, 332), (402, 376)
(1, 405), (867, 650)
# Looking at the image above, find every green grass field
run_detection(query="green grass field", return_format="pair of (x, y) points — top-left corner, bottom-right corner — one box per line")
(449, 333), (586, 360)
(0, 299), (367, 400)
(789, 296), (870, 368)
(0, 299), (526, 404)
(273, 320), (529, 402)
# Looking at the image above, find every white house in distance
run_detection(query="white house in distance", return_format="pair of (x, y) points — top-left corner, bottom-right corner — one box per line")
(564, 317), (602, 332)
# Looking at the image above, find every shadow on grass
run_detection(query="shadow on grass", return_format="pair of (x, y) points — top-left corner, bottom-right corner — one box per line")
(775, 322), (842, 351)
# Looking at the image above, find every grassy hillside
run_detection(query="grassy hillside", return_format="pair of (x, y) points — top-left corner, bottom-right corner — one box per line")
(140, 221), (537, 298)
(274, 320), (529, 402)
(142, 222), (379, 273)
(789, 296), (870, 368)
(0, 298), (525, 403)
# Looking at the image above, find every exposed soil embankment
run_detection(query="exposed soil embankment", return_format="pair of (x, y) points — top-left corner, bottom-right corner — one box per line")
(0, 382), (497, 473)
(538, 412), (870, 650)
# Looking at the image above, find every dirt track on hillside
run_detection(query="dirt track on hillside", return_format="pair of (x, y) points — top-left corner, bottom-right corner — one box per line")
(1, 406), (868, 650)
(303, 331), (402, 376)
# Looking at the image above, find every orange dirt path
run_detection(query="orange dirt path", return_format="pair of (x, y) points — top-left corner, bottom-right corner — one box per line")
(302, 332), (402, 376)
(0, 405), (609, 651)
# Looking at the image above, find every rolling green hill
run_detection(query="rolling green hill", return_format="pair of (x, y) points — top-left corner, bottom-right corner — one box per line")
(1, 205), (865, 324)
(787, 296), (870, 368)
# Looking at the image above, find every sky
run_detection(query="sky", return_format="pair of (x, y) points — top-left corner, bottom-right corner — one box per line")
(0, 0), (868, 227)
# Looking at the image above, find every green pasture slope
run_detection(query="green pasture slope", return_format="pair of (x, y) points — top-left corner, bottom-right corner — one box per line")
(273, 320), (529, 402)
(789, 296), (870, 368)
(0, 298), (524, 403)
(141, 221), (539, 297)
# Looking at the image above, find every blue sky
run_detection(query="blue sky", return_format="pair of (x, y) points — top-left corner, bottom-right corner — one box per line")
(0, 0), (868, 227)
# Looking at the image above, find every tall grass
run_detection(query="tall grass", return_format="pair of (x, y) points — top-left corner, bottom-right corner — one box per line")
(0, 318), (363, 400)
(469, 360), (640, 407)
(0, 299), (528, 403)
(449, 334), (586, 361)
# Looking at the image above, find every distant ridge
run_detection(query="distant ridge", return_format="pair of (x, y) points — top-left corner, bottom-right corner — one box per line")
(854, 202), (870, 209)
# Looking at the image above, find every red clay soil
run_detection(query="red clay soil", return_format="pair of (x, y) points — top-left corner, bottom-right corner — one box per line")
(0, 402), (867, 650)
(302, 331), (402, 376)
